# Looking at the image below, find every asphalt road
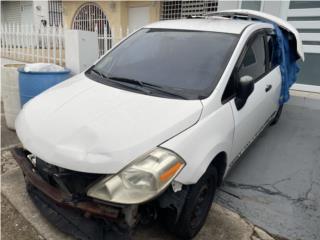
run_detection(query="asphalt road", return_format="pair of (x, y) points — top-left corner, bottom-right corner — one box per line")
(1, 100), (319, 240)
(217, 104), (320, 240)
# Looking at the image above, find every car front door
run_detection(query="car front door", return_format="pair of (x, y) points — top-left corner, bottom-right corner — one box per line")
(225, 30), (281, 161)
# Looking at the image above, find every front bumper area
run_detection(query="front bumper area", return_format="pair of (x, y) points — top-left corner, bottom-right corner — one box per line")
(12, 148), (131, 240)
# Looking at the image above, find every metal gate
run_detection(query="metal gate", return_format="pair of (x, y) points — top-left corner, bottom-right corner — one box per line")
(160, 0), (218, 20)
(72, 3), (112, 56)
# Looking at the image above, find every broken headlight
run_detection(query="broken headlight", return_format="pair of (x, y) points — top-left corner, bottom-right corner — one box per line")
(87, 147), (185, 204)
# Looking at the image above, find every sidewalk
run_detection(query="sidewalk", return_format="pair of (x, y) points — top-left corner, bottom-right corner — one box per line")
(1, 58), (27, 66)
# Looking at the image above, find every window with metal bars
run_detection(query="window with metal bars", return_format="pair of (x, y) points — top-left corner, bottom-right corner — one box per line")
(160, 0), (218, 20)
(72, 3), (112, 56)
(48, 0), (63, 27)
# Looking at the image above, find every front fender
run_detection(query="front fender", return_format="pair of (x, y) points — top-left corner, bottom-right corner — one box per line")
(161, 103), (234, 184)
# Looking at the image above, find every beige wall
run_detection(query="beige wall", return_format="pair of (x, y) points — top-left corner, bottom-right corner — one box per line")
(62, 1), (160, 39)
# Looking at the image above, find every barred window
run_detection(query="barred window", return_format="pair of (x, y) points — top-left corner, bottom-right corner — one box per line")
(48, 0), (63, 27)
(160, 0), (218, 20)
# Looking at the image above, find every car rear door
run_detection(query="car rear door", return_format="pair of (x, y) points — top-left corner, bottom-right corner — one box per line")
(223, 30), (281, 161)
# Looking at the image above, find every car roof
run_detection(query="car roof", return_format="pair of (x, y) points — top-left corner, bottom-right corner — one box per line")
(144, 18), (268, 34)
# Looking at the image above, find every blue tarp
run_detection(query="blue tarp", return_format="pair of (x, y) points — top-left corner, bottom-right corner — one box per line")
(272, 25), (300, 104)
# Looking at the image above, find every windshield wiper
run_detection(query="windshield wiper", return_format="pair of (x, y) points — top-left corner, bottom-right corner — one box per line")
(140, 82), (187, 99)
(105, 76), (152, 94)
(108, 76), (187, 99)
(108, 76), (144, 86)
(89, 68), (108, 79)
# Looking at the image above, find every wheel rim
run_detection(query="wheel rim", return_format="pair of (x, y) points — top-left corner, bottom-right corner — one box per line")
(190, 180), (212, 229)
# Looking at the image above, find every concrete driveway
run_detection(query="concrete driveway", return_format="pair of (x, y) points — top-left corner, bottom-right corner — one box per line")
(217, 103), (320, 240)
(1, 93), (319, 240)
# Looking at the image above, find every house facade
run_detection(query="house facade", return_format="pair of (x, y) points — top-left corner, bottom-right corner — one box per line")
(1, 0), (63, 27)
(1, 0), (319, 90)
(57, 0), (320, 91)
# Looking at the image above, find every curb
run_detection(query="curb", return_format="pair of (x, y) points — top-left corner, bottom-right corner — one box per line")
(288, 90), (320, 110)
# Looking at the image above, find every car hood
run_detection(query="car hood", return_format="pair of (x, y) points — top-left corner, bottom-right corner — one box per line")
(15, 74), (203, 174)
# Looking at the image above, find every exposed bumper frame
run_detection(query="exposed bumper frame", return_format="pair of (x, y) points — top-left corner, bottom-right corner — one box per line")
(11, 147), (120, 220)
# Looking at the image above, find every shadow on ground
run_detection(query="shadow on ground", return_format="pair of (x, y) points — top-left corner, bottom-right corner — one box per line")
(217, 104), (320, 240)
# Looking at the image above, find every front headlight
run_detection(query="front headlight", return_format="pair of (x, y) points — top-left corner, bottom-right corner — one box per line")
(87, 147), (185, 204)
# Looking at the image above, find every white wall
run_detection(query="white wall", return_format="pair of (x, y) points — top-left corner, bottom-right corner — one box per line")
(1, 1), (22, 23)
(218, 1), (239, 11)
(261, 1), (283, 19)
(1, 0), (49, 26)
(33, 0), (49, 28)
(65, 30), (99, 74)
(128, 7), (150, 33)
(20, 1), (33, 24)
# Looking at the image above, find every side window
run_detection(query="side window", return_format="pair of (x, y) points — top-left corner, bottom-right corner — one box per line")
(238, 34), (266, 81)
(266, 34), (280, 69)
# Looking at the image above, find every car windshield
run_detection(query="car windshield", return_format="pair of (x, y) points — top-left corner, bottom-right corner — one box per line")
(86, 28), (239, 99)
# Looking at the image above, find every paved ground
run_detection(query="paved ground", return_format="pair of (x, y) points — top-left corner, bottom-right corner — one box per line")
(217, 104), (320, 240)
(2, 149), (276, 240)
(1, 195), (45, 240)
(1, 114), (20, 150)
(1, 92), (319, 240)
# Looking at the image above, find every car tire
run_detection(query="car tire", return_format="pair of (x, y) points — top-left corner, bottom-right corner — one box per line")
(270, 104), (283, 126)
(164, 166), (218, 239)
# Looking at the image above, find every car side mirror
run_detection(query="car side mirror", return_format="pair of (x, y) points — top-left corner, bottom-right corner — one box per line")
(235, 75), (254, 110)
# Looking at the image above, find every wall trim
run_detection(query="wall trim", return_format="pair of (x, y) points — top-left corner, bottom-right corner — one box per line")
(291, 83), (320, 93)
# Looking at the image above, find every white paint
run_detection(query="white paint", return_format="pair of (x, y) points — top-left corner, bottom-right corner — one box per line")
(291, 83), (320, 93)
(1, 1), (22, 23)
(230, 67), (281, 160)
(128, 7), (150, 33)
(1, 23), (65, 65)
(32, 0), (49, 28)
(164, 23), (281, 183)
(280, 0), (290, 20)
(20, 2), (34, 25)
(300, 33), (320, 42)
(213, 9), (305, 61)
(287, 8), (320, 17)
(15, 19), (283, 186)
(64, 30), (99, 74)
(15, 74), (202, 174)
(217, 1), (238, 11)
(289, 20), (320, 29)
(1, 64), (24, 129)
(303, 45), (320, 54)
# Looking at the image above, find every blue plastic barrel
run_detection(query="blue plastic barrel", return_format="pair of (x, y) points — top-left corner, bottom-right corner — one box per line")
(18, 67), (70, 106)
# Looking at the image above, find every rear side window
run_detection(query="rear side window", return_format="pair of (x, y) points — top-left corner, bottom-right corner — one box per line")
(266, 34), (280, 69)
(238, 34), (266, 81)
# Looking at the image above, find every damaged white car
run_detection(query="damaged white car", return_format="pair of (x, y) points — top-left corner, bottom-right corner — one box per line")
(13, 10), (304, 240)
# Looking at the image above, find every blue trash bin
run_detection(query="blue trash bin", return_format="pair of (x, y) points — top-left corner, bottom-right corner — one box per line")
(18, 67), (71, 106)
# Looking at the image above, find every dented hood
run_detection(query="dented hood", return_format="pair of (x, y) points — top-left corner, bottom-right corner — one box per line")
(212, 9), (305, 61)
(15, 74), (203, 173)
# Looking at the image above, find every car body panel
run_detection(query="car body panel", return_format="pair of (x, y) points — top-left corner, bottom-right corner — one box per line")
(161, 102), (234, 184)
(15, 17), (299, 187)
(15, 73), (203, 173)
(163, 23), (282, 184)
(230, 67), (282, 161)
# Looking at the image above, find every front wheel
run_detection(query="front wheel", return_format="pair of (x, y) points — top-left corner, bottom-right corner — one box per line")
(165, 166), (218, 239)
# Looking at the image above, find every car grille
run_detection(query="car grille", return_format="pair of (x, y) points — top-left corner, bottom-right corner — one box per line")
(33, 157), (104, 195)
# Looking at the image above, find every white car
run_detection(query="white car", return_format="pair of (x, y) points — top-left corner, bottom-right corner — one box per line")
(13, 10), (303, 239)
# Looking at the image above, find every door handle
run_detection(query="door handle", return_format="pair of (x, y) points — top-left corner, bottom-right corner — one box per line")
(265, 84), (272, 92)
